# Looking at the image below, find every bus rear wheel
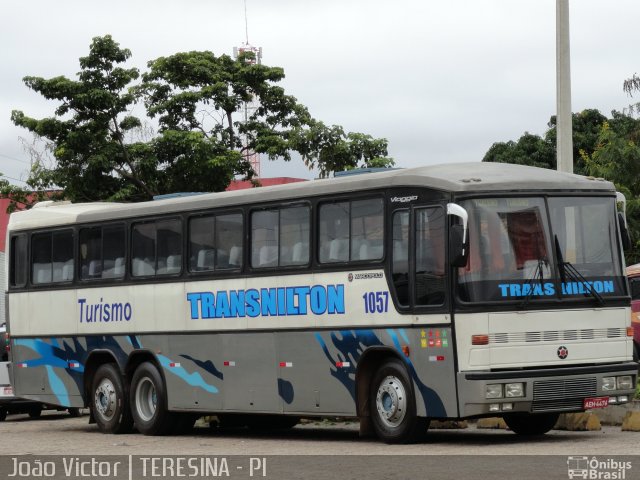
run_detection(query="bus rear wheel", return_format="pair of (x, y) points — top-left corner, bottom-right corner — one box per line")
(130, 362), (175, 435)
(503, 412), (559, 435)
(91, 363), (133, 434)
(369, 358), (428, 444)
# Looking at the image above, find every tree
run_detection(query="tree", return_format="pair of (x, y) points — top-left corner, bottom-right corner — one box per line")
(9, 36), (393, 204)
(581, 112), (640, 263)
(482, 109), (608, 175)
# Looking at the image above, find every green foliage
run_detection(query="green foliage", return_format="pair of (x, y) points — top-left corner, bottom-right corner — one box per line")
(483, 109), (640, 265)
(581, 112), (640, 263)
(8, 36), (393, 204)
(483, 109), (608, 176)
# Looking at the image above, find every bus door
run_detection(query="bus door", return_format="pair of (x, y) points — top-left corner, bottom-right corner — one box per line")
(390, 202), (458, 418)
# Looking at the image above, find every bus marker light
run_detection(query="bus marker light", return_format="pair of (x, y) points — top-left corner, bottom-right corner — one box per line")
(402, 345), (410, 357)
(17, 363), (28, 368)
(335, 362), (350, 368)
(68, 362), (80, 368)
(279, 362), (293, 368)
(626, 327), (634, 337)
(223, 361), (236, 367)
(169, 362), (181, 368)
(472, 335), (489, 345)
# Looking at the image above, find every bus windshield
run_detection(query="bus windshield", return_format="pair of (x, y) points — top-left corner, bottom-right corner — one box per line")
(457, 196), (626, 303)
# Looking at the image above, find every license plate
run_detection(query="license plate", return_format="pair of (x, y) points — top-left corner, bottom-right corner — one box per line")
(2, 386), (12, 396)
(583, 397), (609, 409)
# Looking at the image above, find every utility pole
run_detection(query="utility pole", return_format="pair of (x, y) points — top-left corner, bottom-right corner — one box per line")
(556, 0), (573, 173)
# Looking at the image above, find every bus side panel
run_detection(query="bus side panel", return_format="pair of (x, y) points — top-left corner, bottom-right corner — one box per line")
(277, 331), (356, 415)
(162, 333), (224, 411)
(308, 327), (458, 419)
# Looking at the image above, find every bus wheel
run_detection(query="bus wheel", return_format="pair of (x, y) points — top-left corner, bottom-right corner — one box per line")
(369, 358), (428, 444)
(504, 412), (559, 435)
(130, 362), (174, 435)
(28, 405), (42, 419)
(91, 363), (133, 434)
(0, 409), (6, 421)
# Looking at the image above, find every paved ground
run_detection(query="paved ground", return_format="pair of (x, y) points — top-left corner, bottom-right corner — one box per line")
(0, 410), (638, 456)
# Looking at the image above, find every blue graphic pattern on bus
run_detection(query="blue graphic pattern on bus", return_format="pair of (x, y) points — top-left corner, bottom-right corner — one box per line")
(157, 354), (219, 394)
(386, 329), (446, 417)
(13, 338), (77, 406)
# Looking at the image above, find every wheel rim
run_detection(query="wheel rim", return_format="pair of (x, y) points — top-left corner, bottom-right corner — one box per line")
(94, 378), (117, 421)
(375, 375), (407, 428)
(135, 377), (157, 422)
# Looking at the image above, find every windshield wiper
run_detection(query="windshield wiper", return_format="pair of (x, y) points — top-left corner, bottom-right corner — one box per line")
(519, 258), (548, 309)
(554, 235), (604, 306)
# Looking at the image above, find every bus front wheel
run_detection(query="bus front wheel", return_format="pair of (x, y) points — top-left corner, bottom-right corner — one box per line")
(91, 363), (133, 434)
(369, 358), (428, 444)
(130, 362), (174, 435)
(503, 412), (559, 435)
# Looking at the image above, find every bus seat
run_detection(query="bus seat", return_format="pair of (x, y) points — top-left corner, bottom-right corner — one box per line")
(52, 262), (64, 282)
(329, 239), (348, 262)
(229, 246), (241, 267)
(259, 246), (278, 267)
(112, 257), (125, 277)
(197, 249), (215, 270)
(165, 255), (181, 274)
(88, 260), (102, 277)
(61, 260), (74, 281)
(292, 242), (309, 263)
(33, 263), (52, 284)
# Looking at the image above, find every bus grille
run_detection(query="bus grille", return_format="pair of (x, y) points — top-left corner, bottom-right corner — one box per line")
(531, 377), (597, 412)
(490, 328), (626, 344)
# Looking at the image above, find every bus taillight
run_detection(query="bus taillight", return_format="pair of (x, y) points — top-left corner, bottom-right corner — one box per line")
(471, 335), (489, 345)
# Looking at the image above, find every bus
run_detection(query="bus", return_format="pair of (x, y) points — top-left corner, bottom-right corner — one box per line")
(4, 162), (637, 443)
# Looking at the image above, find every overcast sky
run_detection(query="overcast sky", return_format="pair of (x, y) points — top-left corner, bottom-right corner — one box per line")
(1, 0), (639, 185)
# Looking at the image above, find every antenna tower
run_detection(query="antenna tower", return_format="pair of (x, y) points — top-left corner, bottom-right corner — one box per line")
(233, 0), (262, 177)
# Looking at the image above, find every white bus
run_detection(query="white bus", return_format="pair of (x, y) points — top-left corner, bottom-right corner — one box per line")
(5, 162), (637, 443)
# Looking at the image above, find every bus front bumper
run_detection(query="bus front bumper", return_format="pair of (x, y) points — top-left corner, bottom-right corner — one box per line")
(456, 362), (638, 418)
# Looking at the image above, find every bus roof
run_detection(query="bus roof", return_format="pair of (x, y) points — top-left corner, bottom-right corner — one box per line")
(7, 162), (615, 231)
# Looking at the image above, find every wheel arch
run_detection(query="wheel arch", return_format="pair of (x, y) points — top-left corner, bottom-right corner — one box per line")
(83, 350), (121, 406)
(355, 346), (406, 417)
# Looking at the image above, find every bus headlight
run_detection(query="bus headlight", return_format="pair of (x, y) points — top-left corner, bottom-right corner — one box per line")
(602, 377), (616, 391)
(616, 376), (634, 390)
(486, 384), (503, 399)
(505, 383), (525, 398)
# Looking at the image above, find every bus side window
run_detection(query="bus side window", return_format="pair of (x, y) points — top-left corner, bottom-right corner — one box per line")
(392, 211), (409, 306)
(9, 235), (28, 288)
(415, 207), (445, 306)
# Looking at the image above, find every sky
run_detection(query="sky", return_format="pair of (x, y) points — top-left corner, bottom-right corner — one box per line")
(1, 0), (639, 185)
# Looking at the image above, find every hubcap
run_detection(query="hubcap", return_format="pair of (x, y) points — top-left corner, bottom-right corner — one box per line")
(135, 377), (157, 422)
(94, 379), (117, 420)
(375, 375), (407, 428)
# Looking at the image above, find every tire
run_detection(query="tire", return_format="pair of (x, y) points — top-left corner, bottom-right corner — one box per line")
(369, 358), (429, 444)
(130, 362), (175, 435)
(91, 363), (133, 434)
(68, 407), (82, 417)
(503, 412), (559, 435)
(28, 405), (42, 419)
(0, 409), (6, 422)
